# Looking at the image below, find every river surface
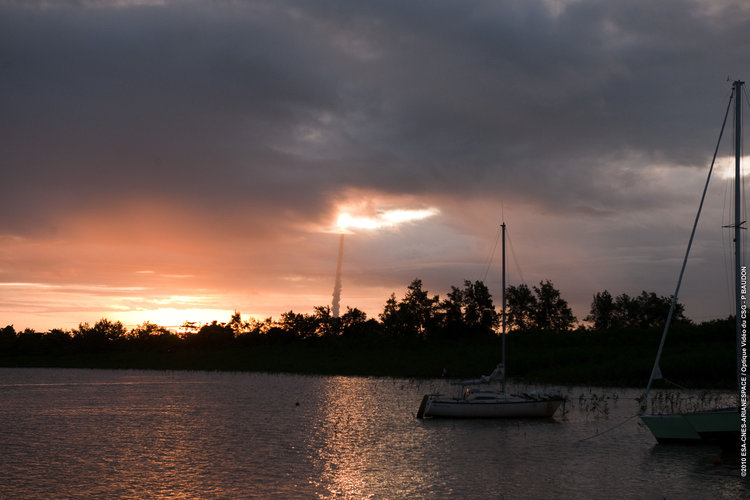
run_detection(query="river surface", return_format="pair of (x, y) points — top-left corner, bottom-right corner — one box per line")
(0, 368), (747, 499)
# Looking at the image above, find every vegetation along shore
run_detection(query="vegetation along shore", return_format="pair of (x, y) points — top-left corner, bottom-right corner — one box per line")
(0, 279), (736, 388)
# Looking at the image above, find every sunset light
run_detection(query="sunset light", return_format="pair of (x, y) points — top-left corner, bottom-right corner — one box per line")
(112, 307), (238, 330)
(336, 213), (382, 231)
(335, 207), (439, 232)
(4, 1), (749, 497)
(2, 0), (745, 334)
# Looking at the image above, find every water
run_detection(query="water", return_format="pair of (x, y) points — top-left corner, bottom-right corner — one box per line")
(0, 368), (746, 499)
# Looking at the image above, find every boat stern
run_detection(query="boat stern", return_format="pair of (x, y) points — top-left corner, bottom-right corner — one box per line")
(640, 413), (701, 443)
(640, 408), (740, 445)
(416, 394), (434, 419)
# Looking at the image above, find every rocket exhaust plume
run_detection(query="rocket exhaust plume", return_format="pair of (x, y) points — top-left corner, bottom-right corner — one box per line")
(332, 233), (345, 318)
(330, 203), (438, 317)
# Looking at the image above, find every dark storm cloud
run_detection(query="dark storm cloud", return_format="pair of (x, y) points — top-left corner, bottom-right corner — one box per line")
(1, 1), (340, 230)
(2, 0), (750, 234)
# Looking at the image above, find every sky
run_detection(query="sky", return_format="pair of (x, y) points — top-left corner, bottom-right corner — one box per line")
(3, 0), (750, 331)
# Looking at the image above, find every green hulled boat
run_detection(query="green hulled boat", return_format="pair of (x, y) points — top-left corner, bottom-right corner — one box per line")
(640, 81), (746, 449)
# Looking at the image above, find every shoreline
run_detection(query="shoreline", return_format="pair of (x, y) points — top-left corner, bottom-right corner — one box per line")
(0, 331), (737, 390)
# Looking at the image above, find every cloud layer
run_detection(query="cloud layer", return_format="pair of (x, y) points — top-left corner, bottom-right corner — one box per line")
(2, 0), (750, 329)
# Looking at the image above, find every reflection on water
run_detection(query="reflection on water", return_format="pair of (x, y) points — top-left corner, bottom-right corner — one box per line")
(314, 377), (378, 497)
(311, 377), (438, 499)
(0, 368), (747, 499)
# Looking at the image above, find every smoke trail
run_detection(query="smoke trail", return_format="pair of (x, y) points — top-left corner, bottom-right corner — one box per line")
(332, 233), (345, 318)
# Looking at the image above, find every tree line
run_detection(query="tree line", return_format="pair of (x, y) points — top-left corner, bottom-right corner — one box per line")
(0, 278), (694, 356)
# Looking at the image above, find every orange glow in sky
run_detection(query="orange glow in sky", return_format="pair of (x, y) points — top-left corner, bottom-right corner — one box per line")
(2, 1), (743, 332)
(335, 207), (439, 232)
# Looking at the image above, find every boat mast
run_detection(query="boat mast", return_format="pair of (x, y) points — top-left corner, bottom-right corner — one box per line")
(501, 221), (506, 392)
(640, 84), (735, 412)
(734, 80), (744, 407)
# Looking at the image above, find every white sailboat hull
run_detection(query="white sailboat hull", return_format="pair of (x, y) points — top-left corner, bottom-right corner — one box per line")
(416, 222), (566, 420)
(418, 392), (564, 419)
(640, 407), (740, 445)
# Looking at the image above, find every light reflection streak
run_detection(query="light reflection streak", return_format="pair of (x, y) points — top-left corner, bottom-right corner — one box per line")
(311, 377), (375, 498)
(309, 377), (433, 499)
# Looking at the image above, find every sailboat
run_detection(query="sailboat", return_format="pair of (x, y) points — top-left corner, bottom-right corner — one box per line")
(416, 222), (565, 419)
(640, 80), (746, 446)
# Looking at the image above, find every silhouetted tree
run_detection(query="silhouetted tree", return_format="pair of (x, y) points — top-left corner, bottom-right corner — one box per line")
(340, 307), (367, 329)
(180, 321), (198, 336)
(586, 290), (616, 330)
(93, 319), (126, 342)
(245, 317), (274, 336)
(435, 286), (465, 338)
(403, 279), (439, 338)
(340, 307), (379, 338)
(380, 294), (400, 335)
(0, 325), (16, 352)
(227, 311), (247, 336)
(192, 321), (234, 348)
(611, 291), (687, 328)
(533, 280), (577, 331)
(613, 293), (641, 327)
(279, 311), (318, 339)
(41, 329), (73, 354)
(128, 322), (178, 351)
(312, 305), (341, 336)
(505, 284), (537, 330)
(462, 280), (499, 336)
(506, 281), (576, 331)
(380, 279), (439, 338)
(435, 280), (498, 338)
(16, 328), (43, 354)
(73, 318), (126, 351)
(128, 322), (171, 340)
